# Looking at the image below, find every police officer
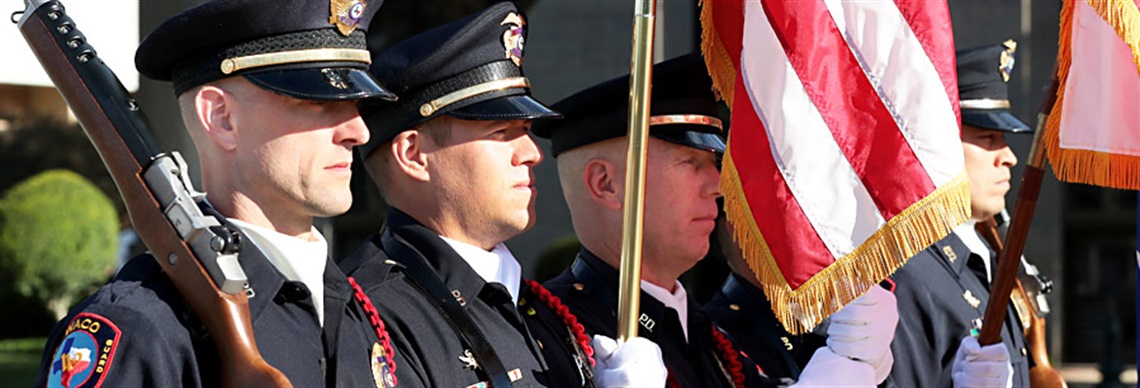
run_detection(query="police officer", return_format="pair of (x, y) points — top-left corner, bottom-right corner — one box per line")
(534, 53), (900, 387)
(38, 0), (397, 387)
(339, 3), (665, 387)
(703, 215), (827, 384)
(888, 40), (1032, 387)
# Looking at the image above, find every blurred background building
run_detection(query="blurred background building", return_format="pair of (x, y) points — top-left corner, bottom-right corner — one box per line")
(0, 0), (1133, 385)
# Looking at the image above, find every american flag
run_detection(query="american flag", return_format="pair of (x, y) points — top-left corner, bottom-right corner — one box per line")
(701, 0), (969, 334)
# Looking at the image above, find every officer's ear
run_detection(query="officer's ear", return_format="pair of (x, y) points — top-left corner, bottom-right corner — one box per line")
(193, 85), (238, 151)
(389, 129), (430, 182)
(583, 157), (623, 210)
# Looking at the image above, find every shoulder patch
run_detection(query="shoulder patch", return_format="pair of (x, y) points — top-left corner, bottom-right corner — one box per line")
(49, 313), (121, 388)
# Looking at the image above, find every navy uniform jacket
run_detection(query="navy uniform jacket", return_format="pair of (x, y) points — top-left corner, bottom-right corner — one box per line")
(544, 250), (776, 388)
(339, 209), (588, 387)
(888, 233), (1031, 387)
(703, 273), (826, 381)
(36, 239), (385, 387)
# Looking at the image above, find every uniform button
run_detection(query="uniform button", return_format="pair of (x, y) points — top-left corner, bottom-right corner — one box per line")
(729, 304), (740, 311)
(573, 283), (585, 291)
(278, 282), (310, 301)
(1020, 347), (1027, 356)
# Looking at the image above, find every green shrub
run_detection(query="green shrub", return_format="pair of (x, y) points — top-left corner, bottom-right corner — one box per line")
(0, 169), (118, 320)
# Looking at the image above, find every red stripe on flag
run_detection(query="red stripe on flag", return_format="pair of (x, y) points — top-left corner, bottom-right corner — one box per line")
(712, 0), (745, 67)
(761, 0), (937, 220)
(893, 0), (961, 124)
(729, 73), (834, 289)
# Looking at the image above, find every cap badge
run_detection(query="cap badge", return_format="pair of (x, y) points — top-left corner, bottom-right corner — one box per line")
(371, 342), (397, 387)
(500, 12), (526, 67)
(323, 69), (349, 90)
(330, 0), (367, 36)
(999, 39), (1017, 82)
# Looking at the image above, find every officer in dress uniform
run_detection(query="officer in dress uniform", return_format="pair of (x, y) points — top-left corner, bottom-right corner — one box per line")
(338, 3), (665, 387)
(37, 1), (399, 387)
(887, 40), (1033, 388)
(703, 215), (826, 384)
(534, 53), (901, 388)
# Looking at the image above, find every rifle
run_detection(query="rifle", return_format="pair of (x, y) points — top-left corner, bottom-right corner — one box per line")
(976, 218), (1066, 388)
(14, 1), (290, 386)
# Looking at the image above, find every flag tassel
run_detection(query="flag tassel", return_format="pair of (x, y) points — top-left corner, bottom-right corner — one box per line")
(723, 151), (972, 334)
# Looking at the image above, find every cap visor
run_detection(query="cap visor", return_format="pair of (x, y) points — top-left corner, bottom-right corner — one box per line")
(448, 95), (562, 121)
(245, 67), (397, 101)
(652, 127), (726, 153)
(962, 110), (1032, 133)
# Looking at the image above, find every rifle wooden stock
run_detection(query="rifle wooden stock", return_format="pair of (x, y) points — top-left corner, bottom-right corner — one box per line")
(17, 2), (288, 386)
(976, 220), (1067, 388)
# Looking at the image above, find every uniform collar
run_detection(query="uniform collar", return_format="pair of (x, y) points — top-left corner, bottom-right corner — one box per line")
(200, 205), (349, 327)
(383, 209), (494, 308)
(952, 221), (992, 282)
(438, 236), (522, 305)
(228, 218), (329, 325)
(721, 273), (772, 313)
(930, 232), (974, 280)
(641, 279), (690, 341)
(572, 250), (699, 341)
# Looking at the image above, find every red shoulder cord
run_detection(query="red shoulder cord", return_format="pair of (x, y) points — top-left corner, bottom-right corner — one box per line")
(522, 279), (596, 367)
(348, 276), (398, 382)
(711, 325), (747, 388)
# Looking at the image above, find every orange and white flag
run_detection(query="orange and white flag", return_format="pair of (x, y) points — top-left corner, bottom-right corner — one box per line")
(1044, 0), (1140, 189)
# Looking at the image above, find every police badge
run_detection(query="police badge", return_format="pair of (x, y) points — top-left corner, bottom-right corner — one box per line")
(500, 12), (526, 67)
(371, 342), (397, 387)
(330, 0), (368, 36)
(999, 39), (1017, 82)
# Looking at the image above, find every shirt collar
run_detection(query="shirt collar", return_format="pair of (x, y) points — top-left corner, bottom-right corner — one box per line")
(228, 218), (329, 325)
(438, 235), (522, 305)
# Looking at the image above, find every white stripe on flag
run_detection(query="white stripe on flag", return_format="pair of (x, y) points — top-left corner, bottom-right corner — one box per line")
(741, 1), (885, 259)
(823, 0), (964, 187)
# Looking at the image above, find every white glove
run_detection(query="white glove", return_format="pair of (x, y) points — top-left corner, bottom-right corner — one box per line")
(825, 285), (898, 384)
(793, 347), (876, 387)
(591, 335), (667, 388)
(952, 336), (1013, 388)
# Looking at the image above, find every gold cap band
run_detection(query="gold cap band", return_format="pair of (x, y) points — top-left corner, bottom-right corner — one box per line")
(419, 77), (531, 117)
(220, 48), (371, 75)
(960, 99), (1011, 110)
(648, 114), (724, 132)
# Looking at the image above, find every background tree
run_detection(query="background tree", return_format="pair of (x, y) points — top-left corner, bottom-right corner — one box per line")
(0, 169), (119, 320)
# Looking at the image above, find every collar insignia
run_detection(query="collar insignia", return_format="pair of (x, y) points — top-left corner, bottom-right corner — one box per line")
(942, 246), (958, 263)
(639, 312), (656, 332)
(330, 0), (367, 36)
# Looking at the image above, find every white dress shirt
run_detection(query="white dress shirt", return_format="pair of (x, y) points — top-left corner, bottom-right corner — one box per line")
(228, 219), (328, 326)
(641, 279), (690, 342)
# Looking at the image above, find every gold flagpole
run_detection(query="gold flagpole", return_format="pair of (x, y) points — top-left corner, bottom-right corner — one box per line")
(617, 0), (657, 343)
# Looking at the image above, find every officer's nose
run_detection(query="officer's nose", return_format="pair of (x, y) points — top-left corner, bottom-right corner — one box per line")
(516, 126), (543, 167)
(704, 161), (723, 199)
(336, 105), (370, 148)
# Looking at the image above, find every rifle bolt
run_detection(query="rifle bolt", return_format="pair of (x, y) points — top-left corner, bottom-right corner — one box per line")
(167, 253), (178, 265)
(210, 236), (226, 252)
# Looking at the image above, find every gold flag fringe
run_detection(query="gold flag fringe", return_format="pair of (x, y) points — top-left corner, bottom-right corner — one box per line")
(699, 0), (737, 107)
(1044, 0), (1140, 190)
(721, 149), (972, 334)
(1088, 0), (1140, 77)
